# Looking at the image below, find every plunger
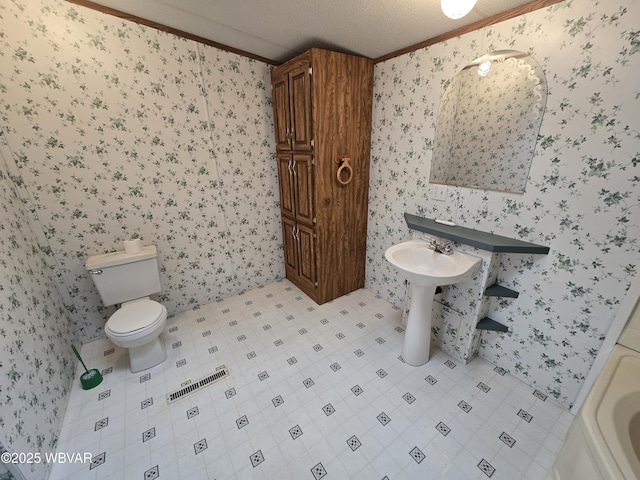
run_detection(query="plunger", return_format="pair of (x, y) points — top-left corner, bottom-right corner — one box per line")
(71, 344), (103, 390)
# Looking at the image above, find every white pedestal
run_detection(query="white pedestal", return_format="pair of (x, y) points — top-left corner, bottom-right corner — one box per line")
(401, 284), (437, 366)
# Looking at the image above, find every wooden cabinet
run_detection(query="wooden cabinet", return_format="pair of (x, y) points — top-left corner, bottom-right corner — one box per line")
(271, 60), (312, 151)
(271, 49), (373, 304)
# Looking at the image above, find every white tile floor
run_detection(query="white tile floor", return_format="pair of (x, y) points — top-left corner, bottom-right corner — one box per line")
(50, 280), (573, 480)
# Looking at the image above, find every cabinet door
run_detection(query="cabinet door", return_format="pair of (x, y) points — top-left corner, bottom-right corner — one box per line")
(277, 153), (295, 218)
(281, 217), (316, 292)
(296, 222), (317, 290)
(292, 153), (314, 226)
(272, 70), (291, 150)
(281, 216), (298, 276)
(288, 63), (312, 151)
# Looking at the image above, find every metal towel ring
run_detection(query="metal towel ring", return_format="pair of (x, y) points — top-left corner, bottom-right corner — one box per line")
(336, 157), (353, 185)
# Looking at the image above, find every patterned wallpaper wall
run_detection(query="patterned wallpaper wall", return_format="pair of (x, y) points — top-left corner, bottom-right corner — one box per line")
(0, 133), (75, 480)
(366, 0), (640, 408)
(0, 0), (282, 344)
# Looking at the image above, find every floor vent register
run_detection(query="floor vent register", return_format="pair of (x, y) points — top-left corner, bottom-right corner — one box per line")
(166, 366), (229, 404)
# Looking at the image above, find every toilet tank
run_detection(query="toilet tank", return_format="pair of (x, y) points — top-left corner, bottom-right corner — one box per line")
(85, 245), (162, 306)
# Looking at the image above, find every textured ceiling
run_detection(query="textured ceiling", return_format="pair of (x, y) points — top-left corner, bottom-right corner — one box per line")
(87, 0), (539, 63)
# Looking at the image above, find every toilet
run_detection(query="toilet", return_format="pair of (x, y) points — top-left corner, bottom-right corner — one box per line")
(85, 245), (167, 373)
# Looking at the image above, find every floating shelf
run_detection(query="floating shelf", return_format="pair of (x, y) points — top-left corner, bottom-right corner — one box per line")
(404, 213), (550, 254)
(484, 284), (519, 298)
(476, 317), (509, 333)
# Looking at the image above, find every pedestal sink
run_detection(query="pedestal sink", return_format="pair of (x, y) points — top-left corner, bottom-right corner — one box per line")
(385, 239), (482, 366)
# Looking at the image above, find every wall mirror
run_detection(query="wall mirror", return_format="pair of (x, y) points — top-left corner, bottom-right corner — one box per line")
(429, 50), (547, 194)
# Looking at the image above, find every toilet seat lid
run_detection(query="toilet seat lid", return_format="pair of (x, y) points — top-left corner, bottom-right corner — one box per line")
(107, 300), (165, 334)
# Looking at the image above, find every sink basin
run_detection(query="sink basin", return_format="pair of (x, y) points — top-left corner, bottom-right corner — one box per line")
(385, 239), (482, 286)
(385, 239), (482, 366)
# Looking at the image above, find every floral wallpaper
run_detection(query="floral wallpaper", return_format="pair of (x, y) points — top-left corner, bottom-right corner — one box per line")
(0, 0), (279, 478)
(430, 51), (546, 193)
(366, 0), (640, 408)
(0, 132), (75, 480)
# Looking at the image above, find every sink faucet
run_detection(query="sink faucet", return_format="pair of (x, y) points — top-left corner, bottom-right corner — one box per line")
(422, 235), (454, 255)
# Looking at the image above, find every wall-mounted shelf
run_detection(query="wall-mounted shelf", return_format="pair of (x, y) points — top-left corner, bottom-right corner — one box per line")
(476, 317), (509, 333)
(484, 284), (519, 298)
(404, 213), (550, 254)
(401, 213), (544, 359)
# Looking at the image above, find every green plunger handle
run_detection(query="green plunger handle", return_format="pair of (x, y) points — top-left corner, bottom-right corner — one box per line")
(71, 344), (89, 373)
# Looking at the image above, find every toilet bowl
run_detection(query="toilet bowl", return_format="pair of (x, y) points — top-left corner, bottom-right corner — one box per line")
(86, 244), (168, 372)
(105, 298), (167, 372)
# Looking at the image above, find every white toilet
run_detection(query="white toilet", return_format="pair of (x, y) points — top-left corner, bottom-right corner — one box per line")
(85, 245), (167, 373)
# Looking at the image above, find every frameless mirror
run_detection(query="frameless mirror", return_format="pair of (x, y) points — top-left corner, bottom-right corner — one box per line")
(430, 50), (547, 194)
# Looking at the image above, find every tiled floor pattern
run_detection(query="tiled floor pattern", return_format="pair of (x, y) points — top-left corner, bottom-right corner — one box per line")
(50, 280), (573, 480)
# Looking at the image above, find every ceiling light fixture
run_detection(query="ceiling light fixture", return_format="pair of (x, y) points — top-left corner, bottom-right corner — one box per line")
(441, 0), (478, 19)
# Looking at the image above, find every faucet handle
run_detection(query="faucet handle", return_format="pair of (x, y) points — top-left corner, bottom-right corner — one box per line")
(421, 235), (437, 249)
(441, 243), (453, 255)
